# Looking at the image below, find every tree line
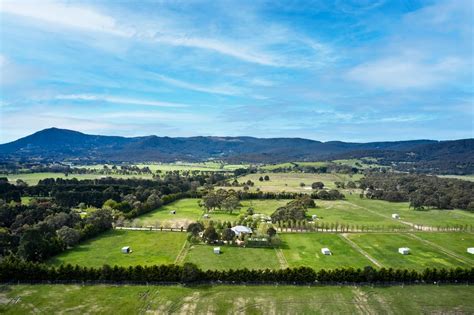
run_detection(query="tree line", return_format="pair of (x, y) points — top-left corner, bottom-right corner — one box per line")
(0, 257), (472, 285)
(360, 173), (473, 210)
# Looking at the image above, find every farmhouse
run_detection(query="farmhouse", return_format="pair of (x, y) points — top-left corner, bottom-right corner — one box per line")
(321, 248), (331, 255)
(398, 247), (410, 255)
(231, 225), (253, 236)
(121, 246), (131, 254)
(467, 248), (474, 254)
(392, 213), (400, 219)
(213, 247), (221, 254)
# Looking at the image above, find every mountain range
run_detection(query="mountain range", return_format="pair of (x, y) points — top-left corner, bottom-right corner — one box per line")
(0, 128), (472, 173)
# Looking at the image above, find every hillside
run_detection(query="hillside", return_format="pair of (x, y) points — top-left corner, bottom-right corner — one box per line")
(0, 128), (472, 173)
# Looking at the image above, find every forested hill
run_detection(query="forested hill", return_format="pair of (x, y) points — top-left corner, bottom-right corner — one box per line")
(0, 128), (472, 172)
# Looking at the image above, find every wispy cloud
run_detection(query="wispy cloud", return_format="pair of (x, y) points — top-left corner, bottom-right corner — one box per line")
(55, 94), (189, 108)
(347, 57), (464, 90)
(152, 74), (244, 96)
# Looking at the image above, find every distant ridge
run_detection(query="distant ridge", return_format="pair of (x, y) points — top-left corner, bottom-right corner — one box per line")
(0, 128), (472, 172)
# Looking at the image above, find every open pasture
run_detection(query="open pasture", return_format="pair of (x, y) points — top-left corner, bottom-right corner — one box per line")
(1, 284), (473, 314)
(307, 199), (407, 229)
(184, 244), (281, 270)
(346, 233), (472, 270)
(280, 233), (374, 269)
(346, 195), (474, 228)
(133, 199), (203, 228)
(0, 172), (154, 185)
(413, 232), (474, 263)
(233, 172), (362, 192)
(133, 198), (290, 227)
(48, 230), (186, 267)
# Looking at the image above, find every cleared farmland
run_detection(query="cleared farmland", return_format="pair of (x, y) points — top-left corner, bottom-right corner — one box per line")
(346, 233), (472, 270)
(1, 284), (473, 314)
(48, 230), (187, 267)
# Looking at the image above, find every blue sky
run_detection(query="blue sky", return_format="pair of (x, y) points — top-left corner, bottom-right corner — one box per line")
(0, 0), (472, 143)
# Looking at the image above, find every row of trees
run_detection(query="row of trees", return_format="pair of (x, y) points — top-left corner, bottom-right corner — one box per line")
(1, 258), (472, 284)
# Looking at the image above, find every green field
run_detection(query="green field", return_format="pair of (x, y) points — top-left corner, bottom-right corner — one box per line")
(184, 244), (281, 270)
(1, 284), (473, 314)
(413, 232), (474, 264)
(74, 162), (246, 172)
(231, 172), (363, 192)
(280, 233), (374, 269)
(347, 233), (472, 270)
(133, 198), (290, 227)
(134, 199), (203, 228)
(307, 199), (407, 229)
(48, 230), (187, 267)
(346, 195), (474, 228)
(0, 172), (154, 185)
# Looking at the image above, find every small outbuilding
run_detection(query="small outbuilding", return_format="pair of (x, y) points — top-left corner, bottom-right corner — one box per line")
(170, 210), (176, 214)
(321, 248), (332, 255)
(213, 247), (221, 254)
(398, 247), (410, 255)
(312, 214), (318, 220)
(121, 246), (131, 254)
(392, 213), (400, 219)
(203, 214), (210, 219)
(467, 248), (474, 254)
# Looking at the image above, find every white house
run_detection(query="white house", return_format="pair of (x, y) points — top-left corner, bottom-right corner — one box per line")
(467, 248), (474, 254)
(213, 247), (221, 254)
(231, 225), (253, 236)
(121, 246), (131, 254)
(392, 213), (400, 219)
(398, 247), (410, 255)
(321, 248), (331, 255)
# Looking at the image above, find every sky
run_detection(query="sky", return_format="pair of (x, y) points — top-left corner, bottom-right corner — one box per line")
(0, 0), (473, 143)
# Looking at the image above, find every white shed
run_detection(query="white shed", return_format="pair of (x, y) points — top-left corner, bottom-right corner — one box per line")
(312, 214), (318, 220)
(321, 248), (332, 255)
(213, 247), (221, 254)
(203, 214), (210, 219)
(398, 247), (410, 255)
(392, 213), (400, 219)
(467, 248), (474, 254)
(121, 246), (131, 254)
(170, 210), (176, 214)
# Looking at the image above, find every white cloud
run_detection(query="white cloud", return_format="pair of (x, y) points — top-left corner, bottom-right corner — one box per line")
(0, 0), (132, 36)
(346, 57), (464, 90)
(55, 94), (189, 108)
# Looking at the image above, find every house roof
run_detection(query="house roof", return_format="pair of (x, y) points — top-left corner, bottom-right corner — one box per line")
(231, 225), (253, 234)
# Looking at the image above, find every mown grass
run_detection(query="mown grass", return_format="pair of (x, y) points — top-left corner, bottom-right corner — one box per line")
(231, 172), (363, 192)
(0, 172), (154, 185)
(307, 199), (407, 229)
(347, 233), (472, 270)
(346, 195), (474, 228)
(413, 232), (474, 264)
(133, 199), (203, 228)
(280, 233), (374, 269)
(1, 284), (473, 314)
(47, 230), (187, 267)
(183, 244), (281, 270)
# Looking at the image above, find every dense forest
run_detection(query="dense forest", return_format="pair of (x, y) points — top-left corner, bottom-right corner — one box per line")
(0, 174), (227, 262)
(360, 173), (474, 210)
